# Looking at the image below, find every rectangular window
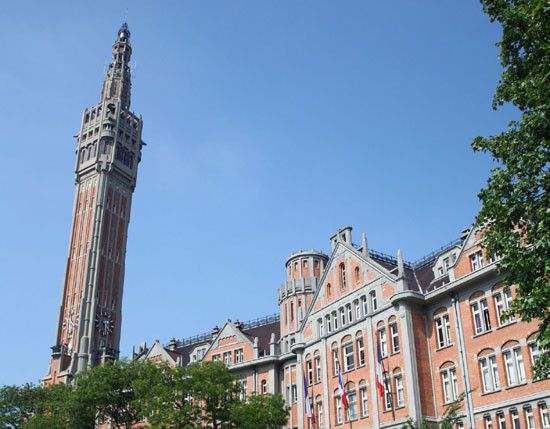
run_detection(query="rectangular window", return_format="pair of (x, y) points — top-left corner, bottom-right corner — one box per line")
(511, 409), (520, 429)
(336, 396), (343, 424)
(390, 322), (400, 353)
(441, 367), (459, 403)
(504, 347), (526, 386)
(540, 403), (550, 429)
(395, 375), (404, 407)
(307, 360), (313, 385)
(370, 291), (378, 311)
(435, 313), (452, 348)
(291, 384), (297, 403)
(494, 289), (514, 326)
(470, 250), (484, 271)
(333, 312), (339, 330)
(340, 308), (346, 326)
(355, 301), (361, 319)
(347, 304), (353, 323)
(357, 337), (365, 366)
(360, 386), (368, 417)
(343, 343), (355, 371)
(326, 315), (332, 333)
(318, 400), (324, 428)
(240, 380), (247, 400)
(525, 406), (535, 429)
(315, 355), (321, 383)
(234, 348), (243, 363)
(223, 352), (232, 365)
(348, 391), (357, 420)
(383, 375), (392, 411)
(497, 413), (506, 429)
(333, 349), (339, 376)
(480, 354), (500, 392)
(379, 328), (388, 357)
(472, 298), (491, 335)
(361, 296), (368, 315)
(318, 319), (324, 336)
(484, 416), (493, 429)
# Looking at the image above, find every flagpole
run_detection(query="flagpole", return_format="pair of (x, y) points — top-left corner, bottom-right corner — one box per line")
(379, 342), (396, 421)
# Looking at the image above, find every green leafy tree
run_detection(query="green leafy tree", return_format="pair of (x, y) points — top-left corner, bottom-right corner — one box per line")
(472, 0), (550, 378)
(401, 393), (465, 429)
(229, 393), (288, 429)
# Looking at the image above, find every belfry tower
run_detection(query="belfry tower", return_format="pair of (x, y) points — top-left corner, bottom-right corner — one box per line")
(43, 23), (144, 384)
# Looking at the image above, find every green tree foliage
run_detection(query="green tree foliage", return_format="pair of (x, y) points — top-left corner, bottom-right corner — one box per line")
(473, 0), (550, 378)
(401, 393), (465, 429)
(229, 393), (288, 429)
(1, 359), (288, 428)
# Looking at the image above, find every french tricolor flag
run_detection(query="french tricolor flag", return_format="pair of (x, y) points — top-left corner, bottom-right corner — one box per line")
(337, 363), (349, 409)
(303, 372), (315, 424)
(376, 341), (385, 397)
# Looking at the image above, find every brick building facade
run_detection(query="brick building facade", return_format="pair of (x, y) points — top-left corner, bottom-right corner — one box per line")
(135, 225), (550, 429)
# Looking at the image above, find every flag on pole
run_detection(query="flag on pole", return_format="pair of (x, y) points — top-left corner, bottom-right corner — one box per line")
(337, 363), (349, 409)
(303, 372), (315, 424)
(376, 340), (385, 397)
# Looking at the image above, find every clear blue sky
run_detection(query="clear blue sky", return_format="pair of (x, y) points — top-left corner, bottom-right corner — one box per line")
(0, 1), (513, 386)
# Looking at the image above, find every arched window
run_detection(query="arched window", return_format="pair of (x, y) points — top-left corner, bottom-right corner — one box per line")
(492, 284), (514, 326)
(340, 263), (347, 289)
(261, 379), (267, 394)
(356, 331), (365, 366)
(305, 354), (313, 385)
(377, 321), (388, 357)
(315, 395), (323, 428)
(331, 342), (340, 376)
(342, 336), (355, 371)
(440, 362), (459, 404)
(388, 316), (400, 353)
(434, 307), (452, 348)
(334, 388), (343, 424)
(527, 332), (541, 371)
(355, 266), (360, 284)
(326, 283), (332, 298)
(478, 348), (499, 393)
(314, 350), (321, 383)
(502, 340), (526, 386)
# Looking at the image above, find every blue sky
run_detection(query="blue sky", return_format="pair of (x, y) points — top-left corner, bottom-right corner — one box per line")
(0, 1), (513, 385)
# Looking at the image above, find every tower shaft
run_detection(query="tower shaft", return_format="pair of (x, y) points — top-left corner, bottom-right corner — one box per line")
(44, 23), (144, 384)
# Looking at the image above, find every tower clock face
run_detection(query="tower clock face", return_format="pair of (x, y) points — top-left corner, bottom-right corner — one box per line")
(96, 309), (114, 337)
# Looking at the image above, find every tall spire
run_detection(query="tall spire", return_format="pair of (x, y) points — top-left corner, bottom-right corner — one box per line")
(101, 23), (133, 110)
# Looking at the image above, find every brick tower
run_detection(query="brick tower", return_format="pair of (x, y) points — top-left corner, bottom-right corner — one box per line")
(43, 23), (144, 384)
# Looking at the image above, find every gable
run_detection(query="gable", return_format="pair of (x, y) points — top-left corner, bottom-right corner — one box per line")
(204, 322), (255, 362)
(143, 341), (177, 366)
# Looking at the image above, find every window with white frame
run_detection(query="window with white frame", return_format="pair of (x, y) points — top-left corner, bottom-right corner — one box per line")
(484, 415), (493, 429)
(317, 397), (323, 428)
(361, 296), (368, 315)
(335, 393), (343, 424)
(332, 347), (340, 376)
(389, 320), (400, 353)
(347, 388), (358, 420)
(540, 403), (550, 429)
(441, 364), (459, 404)
(497, 412), (506, 429)
(525, 406), (535, 429)
(241, 380), (248, 400)
(261, 379), (267, 394)
(370, 291), (378, 311)
(471, 296), (492, 334)
(360, 383), (368, 417)
(347, 304), (353, 324)
(333, 311), (338, 330)
(470, 250), (484, 271)
(503, 343), (526, 386)
(379, 327), (388, 357)
(357, 336), (365, 366)
(479, 351), (500, 393)
(355, 300), (361, 320)
(307, 359), (313, 384)
(494, 288), (514, 326)
(318, 318), (324, 336)
(234, 348), (243, 363)
(383, 373), (392, 411)
(291, 384), (297, 403)
(340, 307), (346, 327)
(223, 351), (232, 365)
(394, 373), (404, 407)
(511, 409), (520, 429)
(435, 312), (452, 348)
(315, 354), (321, 383)
(343, 342), (355, 371)
(326, 315), (332, 333)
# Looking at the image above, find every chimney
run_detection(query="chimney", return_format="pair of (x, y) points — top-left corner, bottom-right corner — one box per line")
(167, 338), (178, 351)
(234, 320), (243, 330)
(361, 232), (368, 257)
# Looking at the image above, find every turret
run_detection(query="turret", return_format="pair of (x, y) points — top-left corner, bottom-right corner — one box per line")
(278, 250), (328, 354)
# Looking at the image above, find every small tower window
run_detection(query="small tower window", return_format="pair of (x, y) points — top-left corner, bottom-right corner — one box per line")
(340, 263), (347, 289)
(355, 267), (360, 283)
